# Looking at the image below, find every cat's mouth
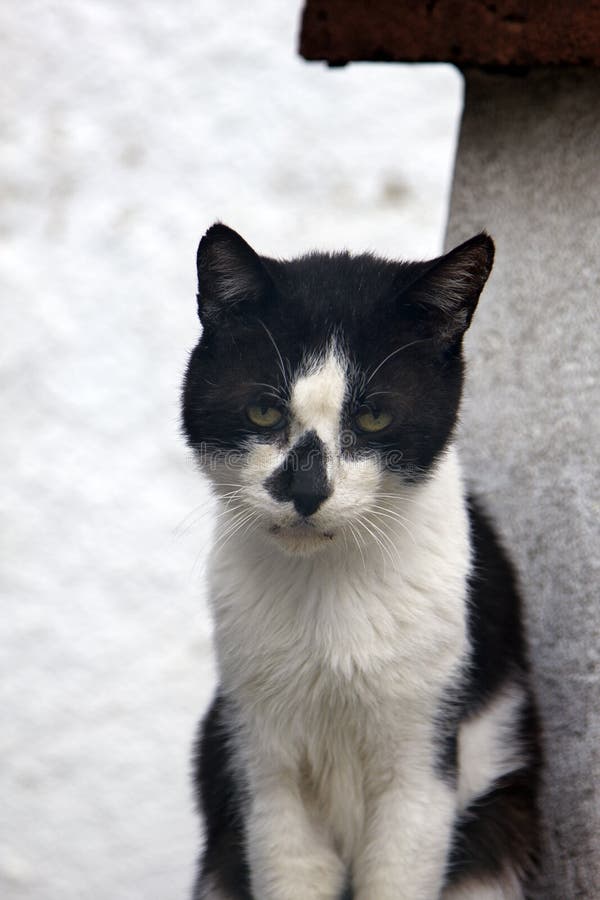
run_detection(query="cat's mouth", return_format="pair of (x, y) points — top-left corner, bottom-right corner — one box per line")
(268, 521), (335, 554)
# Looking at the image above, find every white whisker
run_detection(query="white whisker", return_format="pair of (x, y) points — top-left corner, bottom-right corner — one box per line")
(346, 520), (367, 571)
(214, 510), (259, 553)
(368, 505), (418, 546)
(356, 513), (395, 570)
(257, 319), (291, 390)
(366, 339), (426, 385)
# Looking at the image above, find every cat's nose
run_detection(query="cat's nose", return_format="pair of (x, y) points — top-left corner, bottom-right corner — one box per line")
(264, 430), (331, 517)
(289, 470), (330, 517)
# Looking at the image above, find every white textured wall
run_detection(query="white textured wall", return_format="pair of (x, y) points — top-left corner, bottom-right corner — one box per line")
(0, 2), (461, 898)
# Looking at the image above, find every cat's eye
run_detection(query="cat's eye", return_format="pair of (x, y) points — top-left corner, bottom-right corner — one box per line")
(246, 403), (286, 430)
(355, 408), (393, 433)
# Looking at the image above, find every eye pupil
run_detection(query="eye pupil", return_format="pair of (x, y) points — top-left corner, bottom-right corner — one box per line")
(355, 407), (392, 433)
(246, 403), (285, 430)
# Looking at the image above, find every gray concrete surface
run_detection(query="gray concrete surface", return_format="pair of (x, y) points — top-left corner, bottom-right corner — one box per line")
(447, 69), (600, 899)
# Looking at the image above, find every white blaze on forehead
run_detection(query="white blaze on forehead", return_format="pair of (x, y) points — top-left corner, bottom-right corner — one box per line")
(289, 350), (347, 447)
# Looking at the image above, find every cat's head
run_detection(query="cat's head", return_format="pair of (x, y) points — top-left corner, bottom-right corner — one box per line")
(182, 224), (493, 556)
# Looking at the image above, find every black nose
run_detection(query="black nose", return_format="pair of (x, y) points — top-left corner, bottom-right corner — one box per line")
(289, 474), (330, 517)
(264, 430), (331, 517)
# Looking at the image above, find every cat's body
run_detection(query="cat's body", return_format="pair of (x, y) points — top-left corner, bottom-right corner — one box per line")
(182, 225), (540, 900)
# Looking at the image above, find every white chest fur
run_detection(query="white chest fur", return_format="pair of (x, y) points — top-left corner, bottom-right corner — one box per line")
(208, 448), (471, 871)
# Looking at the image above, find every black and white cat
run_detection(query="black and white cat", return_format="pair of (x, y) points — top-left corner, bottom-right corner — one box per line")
(182, 224), (540, 900)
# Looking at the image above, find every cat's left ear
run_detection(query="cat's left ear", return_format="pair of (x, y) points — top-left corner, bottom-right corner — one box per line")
(405, 233), (494, 346)
(196, 223), (273, 325)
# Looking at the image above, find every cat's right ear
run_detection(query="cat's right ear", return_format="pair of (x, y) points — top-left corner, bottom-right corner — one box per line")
(401, 233), (495, 348)
(196, 223), (273, 325)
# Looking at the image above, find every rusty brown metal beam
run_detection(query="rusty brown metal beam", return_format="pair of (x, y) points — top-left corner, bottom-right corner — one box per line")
(300, 0), (600, 67)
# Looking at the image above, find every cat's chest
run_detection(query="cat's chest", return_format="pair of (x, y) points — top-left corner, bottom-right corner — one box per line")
(211, 540), (468, 862)
(210, 546), (468, 706)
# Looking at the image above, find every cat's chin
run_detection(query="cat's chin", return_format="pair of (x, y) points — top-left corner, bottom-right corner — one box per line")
(267, 522), (335, 556)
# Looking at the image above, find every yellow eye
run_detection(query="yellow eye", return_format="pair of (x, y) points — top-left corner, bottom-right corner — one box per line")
(246, 404), (285, 429)
(355, 409), (393, 433)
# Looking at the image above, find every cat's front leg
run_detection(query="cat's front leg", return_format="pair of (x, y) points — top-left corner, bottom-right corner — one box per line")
(246, 770), (346, 900)
(353, 775), (455, 900)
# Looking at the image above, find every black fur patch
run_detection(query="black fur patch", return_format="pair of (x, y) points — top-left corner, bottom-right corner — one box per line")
(192, 694), (252, 900)
(264, 429), (331, 516)
(463, 497), (531, 712)
(445, 735), (540, 892)
(435, 497), (541, 890)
